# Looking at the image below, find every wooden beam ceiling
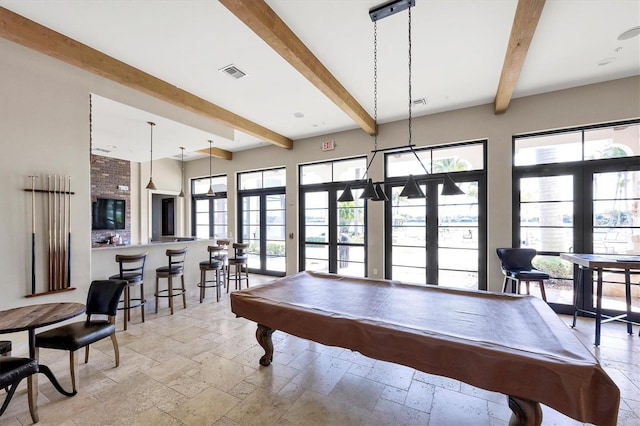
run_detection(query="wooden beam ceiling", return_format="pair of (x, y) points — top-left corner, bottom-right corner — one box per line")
(220, 0), (377, 136)
(0, 7), (293, 150)
(195, 146), (233, 161)
(494, 0), (546, 114)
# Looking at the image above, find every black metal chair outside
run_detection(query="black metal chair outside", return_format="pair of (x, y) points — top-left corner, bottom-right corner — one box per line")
(496, 248), (548, 301)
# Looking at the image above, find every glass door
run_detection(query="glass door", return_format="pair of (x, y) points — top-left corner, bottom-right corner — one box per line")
(301, 187), (366, 276)
(239, 191), (286, 276)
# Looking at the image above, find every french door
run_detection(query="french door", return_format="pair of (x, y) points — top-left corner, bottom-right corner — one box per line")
(300, 187), (366, 276)
(238, 190), (286, 276)
(515, 164), (640, 319)
(386, 178), (486, 290)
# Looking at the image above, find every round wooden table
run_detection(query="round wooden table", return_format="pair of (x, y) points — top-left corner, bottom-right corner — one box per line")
(0, 302), (85, 396)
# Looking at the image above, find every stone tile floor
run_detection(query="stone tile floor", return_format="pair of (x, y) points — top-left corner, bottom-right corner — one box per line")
(1, 275), (638, 425)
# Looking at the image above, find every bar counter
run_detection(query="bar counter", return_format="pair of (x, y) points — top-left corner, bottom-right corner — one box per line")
(91, 238), (217, 312)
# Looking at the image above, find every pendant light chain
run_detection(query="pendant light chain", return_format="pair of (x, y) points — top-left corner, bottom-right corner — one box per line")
(408, 6), (412, 147)
(374, 20), (378, 151)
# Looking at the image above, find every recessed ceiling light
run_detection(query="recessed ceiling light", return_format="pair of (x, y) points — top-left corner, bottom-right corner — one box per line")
(617, 26), (640, 40)
(293, 112), (304, 118)
(107, 144), (118, 149)
(598, 57), (616, 66)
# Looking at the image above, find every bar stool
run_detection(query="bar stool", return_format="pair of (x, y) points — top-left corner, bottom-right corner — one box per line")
(227, 242), (250, 292)
(216, 239), (230, 285)
(154, 248), (187, 314)
(109, 252), (147, 330)
(198, 246), (225, 303)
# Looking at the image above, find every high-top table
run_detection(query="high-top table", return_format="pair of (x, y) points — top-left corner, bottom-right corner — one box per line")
(231, 271), (619, 426)
(0, 302), (85, 396)
(560, 253), (640, 346)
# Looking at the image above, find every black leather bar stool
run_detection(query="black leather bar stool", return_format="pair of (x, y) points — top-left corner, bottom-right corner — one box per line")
(198, 246), (225, 302)
(154, 248), (187, 314)
(108, 252), (147, 330)
(227, 242), (250, 292)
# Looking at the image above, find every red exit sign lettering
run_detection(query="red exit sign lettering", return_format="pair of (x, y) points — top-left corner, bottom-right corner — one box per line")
(321, 140), (335, 151)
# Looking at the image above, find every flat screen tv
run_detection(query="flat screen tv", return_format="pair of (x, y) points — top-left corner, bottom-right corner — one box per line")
(92, 198), (126, 230)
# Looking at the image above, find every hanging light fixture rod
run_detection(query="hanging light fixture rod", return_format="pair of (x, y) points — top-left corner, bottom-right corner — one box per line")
(145, 121), (157, 190)
(369, 0), (415, 22)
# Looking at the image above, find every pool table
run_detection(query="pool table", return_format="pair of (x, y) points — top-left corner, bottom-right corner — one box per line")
(230, 271), (619, 426)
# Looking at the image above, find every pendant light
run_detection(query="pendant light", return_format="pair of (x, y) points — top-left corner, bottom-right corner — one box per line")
(206, 140), (215, 196)
(358, 18), (388, 202)
(178, 147), (185, 197)
(145, 121), (157, 190)
(367, 0), (464, 199)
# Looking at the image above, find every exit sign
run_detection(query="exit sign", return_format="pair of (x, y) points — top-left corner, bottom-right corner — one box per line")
(321, 140), (335, 151)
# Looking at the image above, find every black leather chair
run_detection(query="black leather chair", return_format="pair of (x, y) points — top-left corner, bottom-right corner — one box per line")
(0, 357), (39, 422)
(496, 248), (549, 301)
(109, 252), (147, 330)
(0, 341), (10, 356)
(35, 279), (127, 393)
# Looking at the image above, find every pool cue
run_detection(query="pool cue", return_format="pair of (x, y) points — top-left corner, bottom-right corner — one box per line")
(29, 176), (38, 294)
(47, 175), (52, 291)
(66, 176), (71, 288)
(53, 175), (59, 290)
(60, 175), (66, 290)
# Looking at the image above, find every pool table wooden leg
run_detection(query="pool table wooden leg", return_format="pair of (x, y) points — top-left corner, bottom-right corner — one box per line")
(508, 396), (542, 426)
(256, 324), (275, 366)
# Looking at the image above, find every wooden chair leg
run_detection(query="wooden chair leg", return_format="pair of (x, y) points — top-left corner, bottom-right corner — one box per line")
(181, 274), (186, 309)
(110, 333), (120, 367)
(27, 371), (38, 423)
(539, 280), (547, 302)
(123, 285), (129, 331)
(155, 275), (160, 313)
(69, 351), (77, 393)
(84, 345), (90, 363)
(199, 269), (205, 303)
(168, 276), (174, 315)
(140, 282), (146, 323)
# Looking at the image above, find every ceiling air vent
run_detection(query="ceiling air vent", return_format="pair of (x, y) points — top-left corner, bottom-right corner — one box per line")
(93, 147), (112, 153)
(219, 64), (247, 79)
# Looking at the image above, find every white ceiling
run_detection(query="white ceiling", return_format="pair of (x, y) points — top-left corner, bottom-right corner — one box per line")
(1, 0), (639, 162)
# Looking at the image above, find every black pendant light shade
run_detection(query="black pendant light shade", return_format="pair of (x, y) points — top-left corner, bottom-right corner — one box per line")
(338, 184), (354, 202)
(145, 121), (157, 190)
(178, 146), (185, 197)
(360, 179), (378, 200)
(374, 183), (389, 201)
(441, 174), (464, 196)
(399, 175), (424, 198)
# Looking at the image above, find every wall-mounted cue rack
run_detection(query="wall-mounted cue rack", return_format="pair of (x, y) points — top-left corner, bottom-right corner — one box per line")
(24, 175), (76, 297)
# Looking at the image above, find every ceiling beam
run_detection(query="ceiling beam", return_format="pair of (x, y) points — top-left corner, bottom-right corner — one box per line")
(220, 0), (377, 136)
(494, 0), (546, 114)
(0, 7), (293, 150)
(195, 147), (233, 161)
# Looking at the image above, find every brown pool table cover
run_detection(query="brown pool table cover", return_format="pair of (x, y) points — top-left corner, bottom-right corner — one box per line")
(230, 271), (619, 425)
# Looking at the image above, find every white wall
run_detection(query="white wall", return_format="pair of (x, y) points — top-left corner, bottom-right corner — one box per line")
(1, 35), (639, 321)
